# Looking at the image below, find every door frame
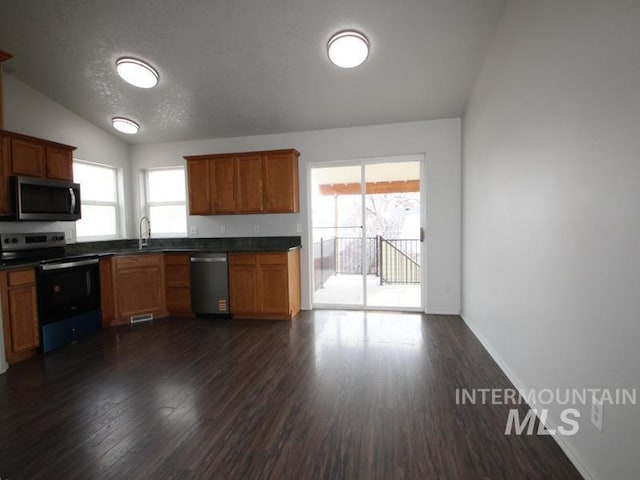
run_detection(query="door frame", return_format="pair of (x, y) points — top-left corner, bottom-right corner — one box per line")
(307, 153), (426, 312)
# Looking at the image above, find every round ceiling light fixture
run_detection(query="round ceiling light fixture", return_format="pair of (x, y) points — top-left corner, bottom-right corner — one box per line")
(116, 57), (159, 88)
(327, 30), (369, 68)
(112, 117), (140, 134)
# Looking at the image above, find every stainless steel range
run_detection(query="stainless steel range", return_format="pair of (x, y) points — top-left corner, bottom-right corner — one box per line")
(1, 232), (101, 353)
(0, 232), (67, 263)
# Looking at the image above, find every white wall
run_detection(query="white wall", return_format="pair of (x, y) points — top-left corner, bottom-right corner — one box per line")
(462, 1), (640, 479)
(131, 119), (461, 314)
(2, 74), (132, 239)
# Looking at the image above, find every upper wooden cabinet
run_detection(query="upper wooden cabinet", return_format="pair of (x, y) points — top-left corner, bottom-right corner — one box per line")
(186, 158), (211, 215)
(212, 157), (236, 213)
(235, 154), (264, 213)
(0, 130), (76, 215)
(10, 138), (46, 177)
(184, 149), (299, 215)
(45, 146), (74, 181)
(263, 150), (299, 213)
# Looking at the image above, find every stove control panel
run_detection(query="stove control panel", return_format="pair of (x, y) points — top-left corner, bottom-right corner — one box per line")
(0, 232), (66, 252)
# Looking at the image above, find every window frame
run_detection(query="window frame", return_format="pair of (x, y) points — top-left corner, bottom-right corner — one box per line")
(144, 166), (188, 237)
(73, 159), (122, 242)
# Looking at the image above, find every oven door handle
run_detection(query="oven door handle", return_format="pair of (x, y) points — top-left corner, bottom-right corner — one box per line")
(40, 258), (99, 271)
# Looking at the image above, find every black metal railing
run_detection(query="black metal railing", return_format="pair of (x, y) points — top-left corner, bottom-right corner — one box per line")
(335, 237), (378, 276)
(378, 237), (421, 285)
(312, 236), (421, 289)
(313, 237), (336, 289)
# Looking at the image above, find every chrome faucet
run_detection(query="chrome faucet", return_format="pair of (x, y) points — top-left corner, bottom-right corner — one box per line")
(139, 216), (151, 250)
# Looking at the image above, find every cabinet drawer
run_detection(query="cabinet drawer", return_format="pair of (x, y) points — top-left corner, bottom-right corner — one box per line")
(258, 253), (287, 265)
(7, 269), (36, 287)
(229, 253), (257, 265)
(115, 254), (162, 269)
(164, 253), (190, 266)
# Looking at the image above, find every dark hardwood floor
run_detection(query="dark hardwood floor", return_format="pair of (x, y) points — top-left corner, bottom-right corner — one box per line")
(0, 311), (582, 480)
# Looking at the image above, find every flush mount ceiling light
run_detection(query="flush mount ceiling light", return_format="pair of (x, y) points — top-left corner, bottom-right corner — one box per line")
(327, 30), (369, 68)
(116, 57), (159, 88)
(112, 117), (140, 134)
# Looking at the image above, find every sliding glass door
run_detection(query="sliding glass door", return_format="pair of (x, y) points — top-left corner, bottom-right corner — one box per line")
(311, 165), (364, 307)
(311, 156), (423, 310)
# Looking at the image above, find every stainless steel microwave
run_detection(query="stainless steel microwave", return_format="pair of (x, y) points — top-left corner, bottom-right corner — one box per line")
(11, 176), (81, 221)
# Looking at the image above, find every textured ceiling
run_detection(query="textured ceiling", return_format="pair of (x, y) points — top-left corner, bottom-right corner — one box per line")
(0, 0), (505, 144)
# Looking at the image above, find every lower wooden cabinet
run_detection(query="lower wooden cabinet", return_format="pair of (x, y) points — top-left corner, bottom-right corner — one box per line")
(164, 253), (193, 316)
(229, 249), (301, 320)
(0, 268), (40, 365)
(100, 254), (168, 326)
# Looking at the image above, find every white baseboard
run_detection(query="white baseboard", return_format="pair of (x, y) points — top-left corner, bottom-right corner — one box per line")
(460, 315), (595, 480)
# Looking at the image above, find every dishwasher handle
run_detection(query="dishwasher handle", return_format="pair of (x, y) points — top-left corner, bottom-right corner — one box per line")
(190, 256), (227, 263)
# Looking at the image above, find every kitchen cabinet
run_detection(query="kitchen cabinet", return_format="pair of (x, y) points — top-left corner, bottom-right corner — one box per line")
(235, 154), (263, 213)
(263, 150), (299, 213)
(228, 254), (258, 314)
(211, 157), (236, 213)
(45, 146), (74, 181)
(184, 149), (299, 215)
(101, 254), (168, 326)
(0, 268), (40, 365)
(0, 130), (76, 215)
(228, 249), (301, 320)
(186, 158), (211, 215)
(10, 138), (46, 177)
(164, 253), (192, 316)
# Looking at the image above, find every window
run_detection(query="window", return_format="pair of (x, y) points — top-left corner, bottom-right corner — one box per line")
(73, 161), (120, 240)
(145, 167), (187, 235)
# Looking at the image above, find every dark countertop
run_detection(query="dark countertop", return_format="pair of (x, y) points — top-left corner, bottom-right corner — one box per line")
(0, 236), (302, 270)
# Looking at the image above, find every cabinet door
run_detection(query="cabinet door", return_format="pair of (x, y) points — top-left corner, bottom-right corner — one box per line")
(8, 285), (39, 353)
(263, 151), (299, 213)
(164, 254), (192, 315)
(164, 254), (190, 287)
(166, 288), (192, 315)
(10, 138), (46, 177)
(257, 255), (290, 314)
(229, 254), (258, 313)
(235, 155), (263, 213)
(0, 135), (11, 215)
(211, 157), (236, 213)
(46, 146), (73, 181)
(116, 266), (165, 317)
(187, 159), (211, 215)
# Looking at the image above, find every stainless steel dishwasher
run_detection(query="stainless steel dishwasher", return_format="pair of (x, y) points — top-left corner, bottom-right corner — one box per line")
(190, 253), (229, 315)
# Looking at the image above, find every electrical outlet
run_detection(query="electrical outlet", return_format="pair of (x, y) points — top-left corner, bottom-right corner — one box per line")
(296, 223), (302, 233)
(591, 397), (604, 432)
(189, 225), (198, 235)
(253, 224), (260, 233)
(219, 225), (226, 234)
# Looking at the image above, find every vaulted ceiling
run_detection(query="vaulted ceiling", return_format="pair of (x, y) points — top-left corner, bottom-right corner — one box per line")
(0, 0), (505, 144)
